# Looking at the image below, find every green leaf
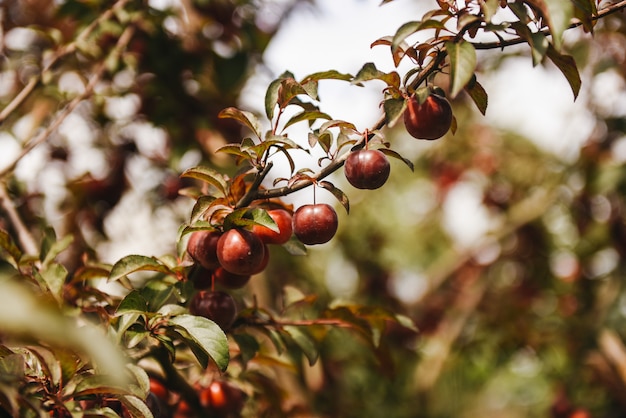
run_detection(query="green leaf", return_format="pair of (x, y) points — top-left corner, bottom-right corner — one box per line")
(119, 394), (154, 418)
(352, 62), (401, 89)
(546, 44), (581, 100)
(445, 40), (476, 98)
(70, 265), (110, 283)
(529, 32), (549, 66)
(108, 255), (173, 282)
(283, 110), (332, 130)
(72, 374), (134, 397)
(41, 234), (73, 268)
(527, 0), (573, 51)
(189, 196), (217, 224)
(126, 364), (150, 399)
(24, 346), (62, 387)
(283, 326), (319, 366)
(300, 70), (353, 84)
(232, 333), (260, 366)
(481, 0), (500, 21)
(223, 207), (278, 232)
(116, 290), (149, 315)
(281, 235), (307, 256)
(571, 0), (597, 33)
(383, 97), (407, 128)
(510, 21), (548, 66)
(378, 148), (414, 172)
(318, 181), (349, 214)
(464, 75), (488, 115)
(0, 229), (22, 267)
(218, 107), (262, 139)
(140, 279), (175, 312)
(40, 263), (67, 301)
(114, 312), (141, 342)
(390, 20), (447, 55)
(319, 119), (358, 134)
(168, 314), (229, 371)
(265, 76), (285, 120)
(391, 21), (421, 54)
(278, 78), (311, 107)
(181, 166), (228, 196)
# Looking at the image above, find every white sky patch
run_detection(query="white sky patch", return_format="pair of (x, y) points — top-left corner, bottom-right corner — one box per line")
(58, 72), (86, 96)
(481, 57), (594, 162)
(104, 94), (141, 121)
(388, 269), (428, 305)
(4, 27), (39, 51)
(442, 180), (495, 248)
(100, 191), (182, 263)
(0, 133), (22, 172)
(324, 252), (359, 299)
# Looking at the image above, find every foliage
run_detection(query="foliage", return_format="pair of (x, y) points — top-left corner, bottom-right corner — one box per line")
(2, 0), (626, 417)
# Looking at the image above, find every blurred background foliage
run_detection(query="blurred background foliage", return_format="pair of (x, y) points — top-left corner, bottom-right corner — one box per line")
(2, 0), (626, 417)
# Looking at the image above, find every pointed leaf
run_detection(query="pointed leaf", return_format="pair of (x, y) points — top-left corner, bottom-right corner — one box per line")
(190, 195), (217, 224)
(318, 181), (349, 214)
(445, 40), (476, 98)
(278, 78), (311, 107)
(119, 395), (154, 418)
(378, 148), (414, 171)
(383, 97), (407, 128)
(70, 265), (110, 283)
(40, 263), (67, 301)
(281, 235), (307, 256)
(300, 70), (353, 84)
(168, 314), (229, 371)
(181, 166), (228, 196)
(108, 255), (172, 282)
(526, 0), (573, 51)
(218, 107), (262, 139)
(391, 21), (421, 54)
(41, 234), (73, 268)
(464, 76), (488, 115)
(352, 62), (401, 89)
(223, 207), (278, 232)
(283, 326), (319, 366)
(140, 279), (175, 312)
(232, 333), (260, 366)
(546, 45), (581, 100)
(115, 290), (149, 315)
(265, 77), (284, 120)
(283, 111), (332, 130)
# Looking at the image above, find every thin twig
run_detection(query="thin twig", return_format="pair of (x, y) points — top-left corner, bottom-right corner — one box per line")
(0, 184), (38, 255)
(0, 0), (131, 125)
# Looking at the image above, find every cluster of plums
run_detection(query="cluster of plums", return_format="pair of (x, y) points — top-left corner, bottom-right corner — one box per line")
(185, 91), (452, 331)
(185, 206), (340, 328)
(148, 377), (247, 418)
